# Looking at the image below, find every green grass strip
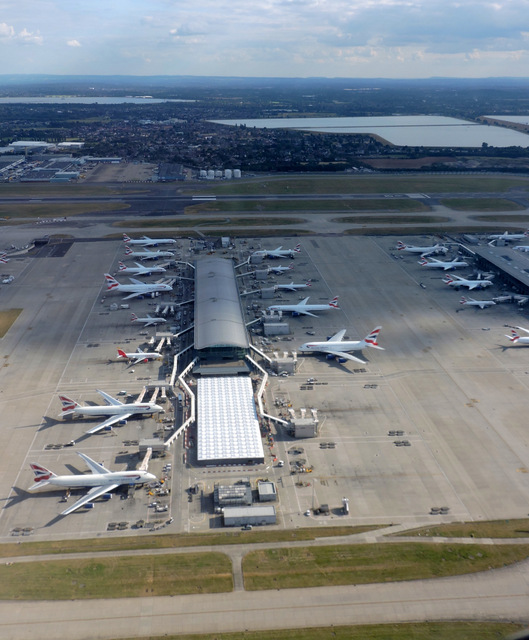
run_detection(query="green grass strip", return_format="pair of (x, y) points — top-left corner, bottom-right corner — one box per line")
(440, 198), (524, 211)
(116, 622), (524, 640)
(0, 552), (232, 600)
(242, 542), (529, 590)
(396, 518), (529, 539)
(0, 309), (22, 339)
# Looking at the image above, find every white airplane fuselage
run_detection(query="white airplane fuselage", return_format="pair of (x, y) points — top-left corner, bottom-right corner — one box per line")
(66, 403), (162, 418)
(125, 249), (174, 260)
(118, 263), (166, 276)
(37, 470), (156, 490)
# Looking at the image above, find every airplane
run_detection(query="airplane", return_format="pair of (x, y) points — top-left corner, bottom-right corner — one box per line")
(513, 245), (529, 252)
(28, 450), (156, 516)
(104, 274), (172, 300)
(443, 274), (493, 290)
(118, 261), (166, 276)
(0, 252), (9, 264)
(58, 389), (164, 434)
(267, 296), (339, 318)
(300, 326), (384, 364)
(488, 230), (529, 242)
(505, 326), (529, 345)
(459, 296), (496, 309)
(131, 312), (167, 327)
(275, 280), (311, 291)
(267, 263), (294, 275)
(124, 246), (174, 261)
(253, 244), (301, 259)
(123, 233), (176, 247)
(117, 348), (162, 364)
(396, 241), (448, 257)
(419, 257), (469, 270)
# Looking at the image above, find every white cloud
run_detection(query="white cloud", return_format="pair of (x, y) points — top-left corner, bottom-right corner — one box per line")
(0, 22), (15, 39)
(67, 39), (81, 47)
(18, 28), (43, 45)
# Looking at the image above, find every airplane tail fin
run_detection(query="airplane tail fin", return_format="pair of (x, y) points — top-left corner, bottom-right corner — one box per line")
(460, 296), (467, 304)
(396, 241), (406, 250)
(443, 275), (454, 284)
(507, 330), (520, 342)
(418, 258), (428, 266)
(118, 261), (127, 271)
(329, 296), (339, 308)
(123, 233), (131, 243)
(364, 326), (384, 350)
(124, 246), (133, 255)
(104, 274), (120, 290)
(288, 262), (294, 269)
(0, 256), (9, 264)
(131, 313), (138, 322)
(117, 349), (128, 359)
(58, 395), (80, 417)
(294, 244), (301, 253)
(28, 463), (57, 490)
(306, 280), (312, 287)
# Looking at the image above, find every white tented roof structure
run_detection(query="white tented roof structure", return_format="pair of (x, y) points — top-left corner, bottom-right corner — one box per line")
(197, 376), (264, 465)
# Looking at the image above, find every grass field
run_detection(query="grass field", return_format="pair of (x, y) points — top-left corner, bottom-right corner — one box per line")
(183, 199), (430, 215)
(0, 202), (129, 219)
(471, 214), (529, 222)
(396, 518), (529, 539)
(0, 552), (232, 600)
(242, 543), (529, 590)
(116, 622), (525, 640)
(0, 309), (22, 339)
(0, 525), (382, 558)
(334, 215), (450, 225)
(439, 197), (524, 211)
(199, 174), (529, 196)
(113, 216), (305, 228)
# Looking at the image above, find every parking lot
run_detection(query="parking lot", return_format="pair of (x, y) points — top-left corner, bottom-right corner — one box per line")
(1, 233), (529, 540)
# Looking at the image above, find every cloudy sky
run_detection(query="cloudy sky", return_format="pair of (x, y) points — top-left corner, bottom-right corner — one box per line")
(2, 0), (529, 78)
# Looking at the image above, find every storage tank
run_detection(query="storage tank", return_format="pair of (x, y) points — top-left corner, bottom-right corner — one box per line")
(233, 169), (242, 179)
(207, 170), (215, 180)
(199, 169), (207, 179)
(215, 170), (223, 178)
(224, 169), (233, 179)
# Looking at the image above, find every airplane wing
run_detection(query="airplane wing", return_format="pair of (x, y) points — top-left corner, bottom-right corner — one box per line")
(61, 484), (120, 516)
(78, 452), (111, 474)
(121, 291), (148, 300)
(139, 447), (152, 472)
(515, 326), (529, 334)
(97, 390), (123, 406)
(128, 277), (145, 285)
(327, 330), (347, 342)
(297, 309), (318, 317)
(317, 348), (367, 364)
(86, 413), (133, 435)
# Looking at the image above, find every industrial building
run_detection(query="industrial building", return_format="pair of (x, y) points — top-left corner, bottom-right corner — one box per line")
(222, 505), (276, 527)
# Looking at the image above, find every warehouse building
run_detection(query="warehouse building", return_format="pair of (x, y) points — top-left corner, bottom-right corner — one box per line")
(223, 505), (276, 527)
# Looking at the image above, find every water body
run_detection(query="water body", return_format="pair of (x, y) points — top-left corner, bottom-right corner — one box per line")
(0, 96), (192, 104)
(210, 115), (529, 148)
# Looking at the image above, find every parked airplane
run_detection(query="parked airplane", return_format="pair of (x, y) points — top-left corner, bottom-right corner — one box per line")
(397, 240), (448, 258)
(254, 244), (301, 259)
(0, 252), (9, 264)
(275, 280), (311, 291)
(396, 241), (447, 257)
(124, 246), (174, 261)
(443, 274), (493, 290)
(459, 296), (496, 309)
(513, 245), (529, 252)
(123, 233), (176, 247)
(118, 261), (166, 276)
(267, 296), (339, 317)
(58, 389), (164, 434)
(104, 274), (172, 300)
(419, 257), (469, 270)
(505, 327), (529, 345)
(300, 326), (384, 364)
(117, 348), (162, 364)
(488, 230), (529, 242)
(131, 312), (167, 327)
(268, 262), (294, 274)
(28, 451), (156, 516)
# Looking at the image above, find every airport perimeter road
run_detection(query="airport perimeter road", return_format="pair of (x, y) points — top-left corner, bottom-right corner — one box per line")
(0, 559), (528, 639)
